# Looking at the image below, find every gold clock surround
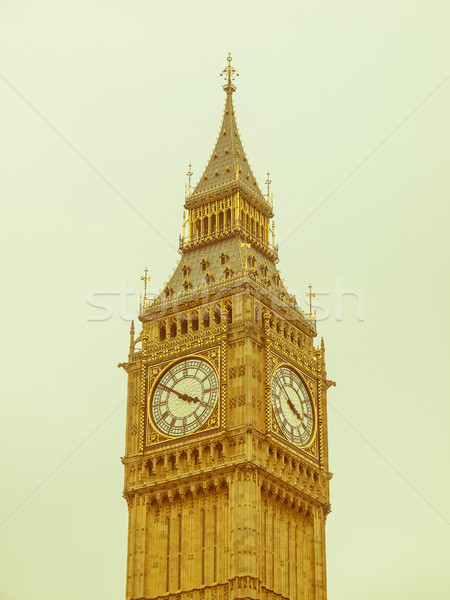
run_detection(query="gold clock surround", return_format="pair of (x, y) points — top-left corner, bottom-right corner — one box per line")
(144, 348), (222, 448)
(268, 353), (320, 458)
(149, 356), (219, 437)
(271, 363), (317, 448)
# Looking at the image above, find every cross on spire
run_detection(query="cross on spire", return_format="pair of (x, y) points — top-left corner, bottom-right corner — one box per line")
(306, 283), (315, 318)
(141, 267), (151, 300)
(220, 52), (239, 94)
(186, 162), (193, 197)
(265, 171), (272, 197)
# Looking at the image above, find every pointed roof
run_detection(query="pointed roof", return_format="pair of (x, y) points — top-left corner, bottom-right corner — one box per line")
(187, 55), (267, 207)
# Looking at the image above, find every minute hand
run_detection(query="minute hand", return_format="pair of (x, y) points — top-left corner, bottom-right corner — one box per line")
(159, 384), (200, 403)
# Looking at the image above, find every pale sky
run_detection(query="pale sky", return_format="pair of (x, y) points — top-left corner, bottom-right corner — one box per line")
(1, 1), (449, 599)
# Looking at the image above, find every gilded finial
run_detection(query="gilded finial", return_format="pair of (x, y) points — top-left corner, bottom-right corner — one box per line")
(220, 52), (239, 94)
(129, 320), (135, 354)
(265, 171), (272, 205)
(306, 284), (315, 319)
(186, 162), (193, 197)
(265, 171), (271, 196)
(141, 267), (151, 304)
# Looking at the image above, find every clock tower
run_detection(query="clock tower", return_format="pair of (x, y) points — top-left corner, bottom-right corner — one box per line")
(120, 55), (334, 600)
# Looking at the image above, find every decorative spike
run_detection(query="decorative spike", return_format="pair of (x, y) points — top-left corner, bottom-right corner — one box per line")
(129, 320), (135, 354)
(186, 163), (193, 197)
(306, 284), (315, 318)
(265, 171), (272, 205)
(140, 267), (151, 301)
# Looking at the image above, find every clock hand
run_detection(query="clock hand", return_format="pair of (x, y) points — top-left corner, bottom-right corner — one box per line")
(180, 393), (201, 404)
(288, 398), (302, 420)
(159, 384), (200, 403)
(159, 384), (187, 399)
(282, 389), (301, 420)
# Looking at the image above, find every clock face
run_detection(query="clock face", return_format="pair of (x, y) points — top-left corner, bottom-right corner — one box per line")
(271, 366), (315, 446)
(149, 357), (219, 437)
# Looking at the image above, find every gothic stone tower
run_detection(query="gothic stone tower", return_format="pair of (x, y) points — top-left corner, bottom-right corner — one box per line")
(120, 56), (333, 600)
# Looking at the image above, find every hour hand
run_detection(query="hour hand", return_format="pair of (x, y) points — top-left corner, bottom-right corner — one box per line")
(179, 392), (200, 403)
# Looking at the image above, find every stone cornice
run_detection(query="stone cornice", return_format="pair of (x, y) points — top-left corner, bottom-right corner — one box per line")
(123, 456), (330, 510)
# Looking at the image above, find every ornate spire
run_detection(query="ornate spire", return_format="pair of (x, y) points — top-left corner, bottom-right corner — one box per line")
(188, 54), (266, 204)
(128, 320), (135, 356)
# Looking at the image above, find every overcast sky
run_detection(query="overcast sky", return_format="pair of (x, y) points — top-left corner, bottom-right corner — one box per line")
(1, 1), (449, 599)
